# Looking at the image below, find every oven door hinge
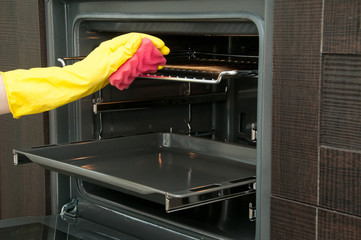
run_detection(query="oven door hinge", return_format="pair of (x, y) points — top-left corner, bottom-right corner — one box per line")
(249, 202), (256, 222)
(60, 198), (79, 224)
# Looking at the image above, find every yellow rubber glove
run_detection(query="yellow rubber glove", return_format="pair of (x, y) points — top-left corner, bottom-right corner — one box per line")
(1, 33), (170, 118)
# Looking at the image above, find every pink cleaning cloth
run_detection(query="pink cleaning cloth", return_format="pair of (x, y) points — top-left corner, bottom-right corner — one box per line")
(109, 38), (167, 90)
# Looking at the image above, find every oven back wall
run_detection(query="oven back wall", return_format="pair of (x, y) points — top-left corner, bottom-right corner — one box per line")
(0, 0), (49, 219)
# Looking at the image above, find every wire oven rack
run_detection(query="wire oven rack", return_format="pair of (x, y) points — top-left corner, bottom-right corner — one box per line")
(58, 51), (258, 84)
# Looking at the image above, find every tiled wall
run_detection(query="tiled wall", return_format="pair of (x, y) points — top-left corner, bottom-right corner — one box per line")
(272, 0), (361, 239)
(0, 0), (49, 219)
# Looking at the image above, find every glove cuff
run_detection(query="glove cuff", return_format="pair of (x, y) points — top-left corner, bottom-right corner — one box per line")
(0, 71), (16, 118)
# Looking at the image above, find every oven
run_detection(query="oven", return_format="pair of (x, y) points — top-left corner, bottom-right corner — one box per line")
(3, 0), (273, 239)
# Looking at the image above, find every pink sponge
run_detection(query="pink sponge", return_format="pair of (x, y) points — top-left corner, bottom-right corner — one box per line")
(109, 38), (167, 90)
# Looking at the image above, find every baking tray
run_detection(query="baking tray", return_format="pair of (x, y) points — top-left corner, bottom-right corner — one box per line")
(13, 133), (256, 212)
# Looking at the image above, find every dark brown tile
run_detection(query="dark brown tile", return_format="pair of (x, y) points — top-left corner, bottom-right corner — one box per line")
(321, 54), (361, 151)
(270, 197), (316, 240)
(272, 0), (322, 204)
(319, 209), (361, 240)
(320, 147), (361, 216)
(323, 0), (361, 54)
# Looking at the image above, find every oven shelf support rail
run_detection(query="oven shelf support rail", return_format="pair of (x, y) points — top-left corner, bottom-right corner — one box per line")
(60, 198), (79, 225)
(93, 92), (227, 114)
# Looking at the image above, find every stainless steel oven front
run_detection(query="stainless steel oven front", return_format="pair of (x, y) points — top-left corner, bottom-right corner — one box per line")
(7, 0), (273, 239)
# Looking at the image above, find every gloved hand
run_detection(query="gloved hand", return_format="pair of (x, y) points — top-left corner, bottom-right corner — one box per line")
(109, 38), (167, 90)
(0, 32), (170, 118)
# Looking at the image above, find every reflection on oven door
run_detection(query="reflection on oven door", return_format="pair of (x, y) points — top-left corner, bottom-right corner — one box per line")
(0, 215), (137, 240)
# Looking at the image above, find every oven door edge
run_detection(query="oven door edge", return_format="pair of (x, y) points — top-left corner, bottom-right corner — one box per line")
(0, 214), (138, 240)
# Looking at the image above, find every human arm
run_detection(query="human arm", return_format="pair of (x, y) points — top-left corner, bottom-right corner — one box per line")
(0, 33), (169, 118)
(0, 73), (10, 115)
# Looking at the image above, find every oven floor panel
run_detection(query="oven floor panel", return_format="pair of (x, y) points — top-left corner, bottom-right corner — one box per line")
(14, 133), (256, 212)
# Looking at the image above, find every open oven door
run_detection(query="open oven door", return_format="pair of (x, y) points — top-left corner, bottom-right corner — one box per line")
(0, 214), (138, 240)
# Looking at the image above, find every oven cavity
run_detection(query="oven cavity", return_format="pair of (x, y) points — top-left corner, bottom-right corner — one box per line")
(14, 6), (268, 239)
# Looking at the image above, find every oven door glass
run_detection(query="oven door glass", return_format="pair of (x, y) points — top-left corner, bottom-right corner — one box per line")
(0, 215), (137, 240)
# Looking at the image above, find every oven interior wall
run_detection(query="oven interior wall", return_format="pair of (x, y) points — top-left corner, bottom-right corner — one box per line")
(77, 21), (259, 147)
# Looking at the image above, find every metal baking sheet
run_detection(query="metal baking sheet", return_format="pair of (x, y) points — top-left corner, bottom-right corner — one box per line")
(14, 133), (256, 212)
